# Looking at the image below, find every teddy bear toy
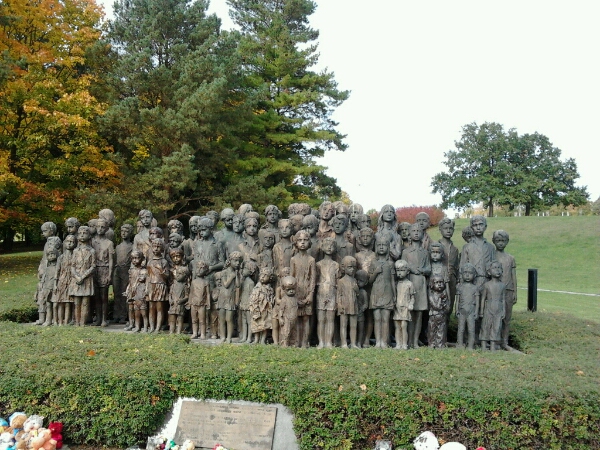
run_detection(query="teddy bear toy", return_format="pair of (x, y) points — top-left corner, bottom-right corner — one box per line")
(28, 429), (55, 450)
(45, 424), (61, 450)
(6, 412), (27, 449)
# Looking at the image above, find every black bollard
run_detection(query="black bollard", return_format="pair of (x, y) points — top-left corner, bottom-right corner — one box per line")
(528, 269), (538, 312)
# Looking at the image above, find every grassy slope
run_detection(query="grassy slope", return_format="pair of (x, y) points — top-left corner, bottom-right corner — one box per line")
(428, 216), (600, 322)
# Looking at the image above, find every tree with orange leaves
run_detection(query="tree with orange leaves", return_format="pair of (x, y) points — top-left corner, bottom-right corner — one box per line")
(0, 0), (120, 249)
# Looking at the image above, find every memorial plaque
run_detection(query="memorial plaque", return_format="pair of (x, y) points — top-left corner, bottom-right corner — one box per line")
(174, 401), (277, 450)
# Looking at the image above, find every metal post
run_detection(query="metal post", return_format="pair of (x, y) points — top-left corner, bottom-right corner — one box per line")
(528, 269), (538, 312)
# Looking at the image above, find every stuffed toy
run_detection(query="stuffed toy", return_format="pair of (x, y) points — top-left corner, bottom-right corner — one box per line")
(6, 413), (27, 445)
(45, 424), (61, 450)
(0, 419), (8, 434)
(181, 440), (194, 450)
(0, 432), (15, 450)
(28, 429), (55, 450)
(413, 431), (440, 450)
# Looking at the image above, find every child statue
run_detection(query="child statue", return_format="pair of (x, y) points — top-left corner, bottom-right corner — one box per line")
(259, 205), (282, 246)
(403, 223), (431, 349)
(211, 272), (223, 339)
(238, 217), (260, 264)
(146, 238), (170, 333)
(38, 222), (62, 283)
(317, 201), (335, 240)
(415, 211), (432, 250)
(455, 263), (479, 349)
(290, 230), (316, 348)
(437, 218), (459, 316)
(238, 260), (258, 343)
(354, 214), (373, 252)
(302, 214), (320, 260)
(218, 209), (244, 258)
(92, 218), (114, 327)
(193, 216), (225, 279)
(278, 276), (299, 347)
(461, 226), (474, 244)
(237, 203), (254, 219)
(130, 269), (149, 332)
(124, 251), (145, 331)
(257, 230), (275, 272)
(316, 237), (339, 348)
(113, 224), (134, 325)
(63, 217), (80, 251)
(428, 274), (450, 348)
(348, 203), (364, 237)
(188, 260), (211, 339)
(54, 234), (77, 326)
(250, 267), (275, 344)
(273, 219), (294, 281)
(184, 215), (201, 263)
(70, 226), (96, 327)
(331, 214), (355, 264)
(133, 210), (154, 261)
(289, 214), (304, 236)
(460, 215), (496, 287)
(167, 219), (184, 237)
(375, 205), (401, 260)
(168, 247), (190, 334)
(337, 255), (360, 349)
(430, 242), (450, 299)
(206, 210), (220, 232)
(36, 247), (59, 326)
(355, 269), (369, 348)
(98, 209), (115, 242)
(393, 260), (415, 350)
(217, 251), (242, 343)
(166, 232), (184, 265)
(368, 236), (396, 348)
(479, 261), (506, 351)
(398, 222), (411, 252)
(492, 230), (517, 349)
(355, 227), (376, 274)
(87, 218), (98, 241)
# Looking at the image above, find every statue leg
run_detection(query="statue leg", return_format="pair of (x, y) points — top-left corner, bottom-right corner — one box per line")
(317, 309), (325, 348)
(373, 309), (382, 347)
(349, 315), (358, 348)
(148, 302), (156, 332)
(226, 310), (234, 343)
(176, 315), (184, 334)
(340, 314), (348, 348)
(302, 316), (311, 348)
(325, 310), (335, 348)
(380, 309), (390, 348)
(81, 296), (91, 327)
(218, 309), (227, 343)
(168, 314), (176, 334)
(363, 310), (373, 347)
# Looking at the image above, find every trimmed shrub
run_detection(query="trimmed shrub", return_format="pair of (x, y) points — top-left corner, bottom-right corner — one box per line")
(0, 312), (598, 450)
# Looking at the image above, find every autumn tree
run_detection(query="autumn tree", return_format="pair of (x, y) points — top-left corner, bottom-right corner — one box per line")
(431, 122), (589, 216)
(0, 0), (119, 248)
(225, 0), (349, 210)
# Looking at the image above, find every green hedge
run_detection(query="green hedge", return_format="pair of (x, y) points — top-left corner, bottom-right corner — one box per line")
(0, 312), (598, 449)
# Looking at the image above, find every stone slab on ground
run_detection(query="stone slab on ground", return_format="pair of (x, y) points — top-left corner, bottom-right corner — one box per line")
(150, 397), (298, 450)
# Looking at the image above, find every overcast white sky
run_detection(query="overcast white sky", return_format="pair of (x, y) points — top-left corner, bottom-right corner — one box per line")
(100, 0), (600, 214)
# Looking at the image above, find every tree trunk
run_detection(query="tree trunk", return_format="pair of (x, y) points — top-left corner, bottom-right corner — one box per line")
(525, 203), (531, 216)
(487, 199), (494, 217)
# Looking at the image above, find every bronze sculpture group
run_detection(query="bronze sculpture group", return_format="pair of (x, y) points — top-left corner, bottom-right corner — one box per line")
(35, 203), (517, 350)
